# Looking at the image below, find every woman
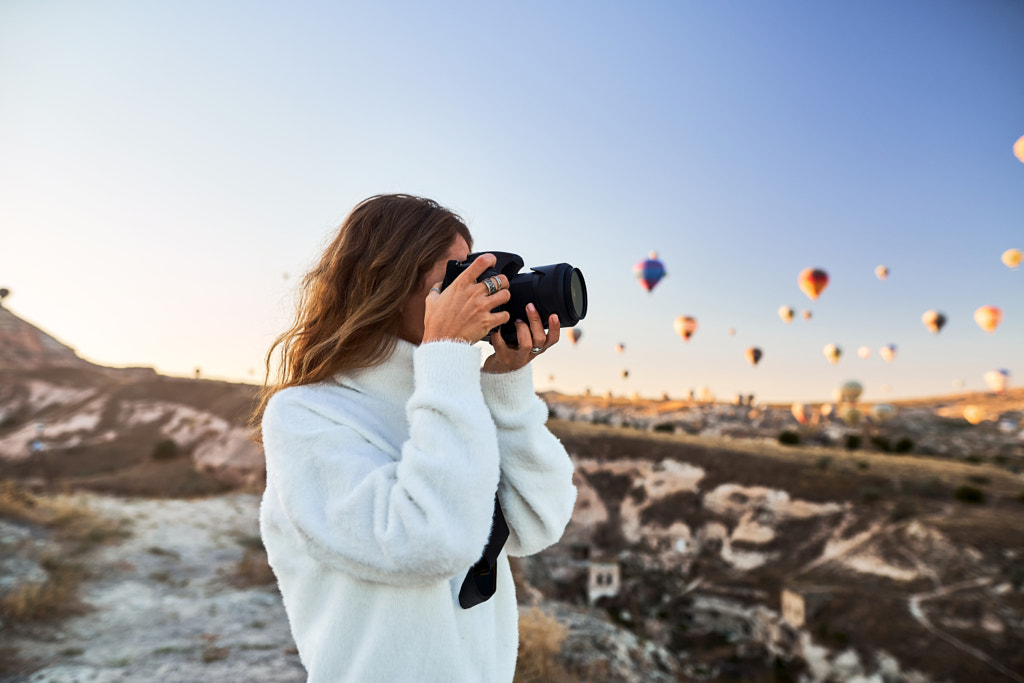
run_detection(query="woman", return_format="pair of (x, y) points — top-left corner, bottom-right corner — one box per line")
(254, 194), (577, 682)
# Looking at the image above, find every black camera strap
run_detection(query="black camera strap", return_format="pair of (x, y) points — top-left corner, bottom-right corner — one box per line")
(458, 495), (509, 609)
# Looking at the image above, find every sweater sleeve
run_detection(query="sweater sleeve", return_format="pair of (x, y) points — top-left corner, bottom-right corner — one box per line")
(261, 342), (502, 587)
(480, 366), (577, 557)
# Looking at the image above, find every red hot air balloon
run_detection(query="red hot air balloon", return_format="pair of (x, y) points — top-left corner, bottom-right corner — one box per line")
(633, 251), (666, 292)
(798, 268), (829, 300)
(974, 306), (1002, 334)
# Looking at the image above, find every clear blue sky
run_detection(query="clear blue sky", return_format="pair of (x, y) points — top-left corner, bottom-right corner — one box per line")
(1, 0), (1021, 403)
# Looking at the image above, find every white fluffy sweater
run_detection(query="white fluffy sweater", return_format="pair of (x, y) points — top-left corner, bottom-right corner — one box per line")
(259, 339), (577, 682)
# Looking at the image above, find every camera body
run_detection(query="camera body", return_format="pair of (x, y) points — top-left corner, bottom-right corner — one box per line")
(440, 251), (588, 346)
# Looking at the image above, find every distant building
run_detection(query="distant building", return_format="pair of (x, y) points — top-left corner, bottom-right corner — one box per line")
(588, 558), (620, 605)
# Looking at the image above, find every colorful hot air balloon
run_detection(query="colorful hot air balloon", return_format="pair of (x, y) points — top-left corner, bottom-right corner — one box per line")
(778, 306), (794, 323)
(745, 347), (763, 366)
(839, 380), (863, 402)
(673, 316), (698, 341)
(798, 268), (829, 301)
(875, 265), (889, 280)
(1003, 248), (1023, 269)
(791, 403), (808, 424)
(615, 343), (626, 354)
(801, 310), (812, 320)
(921, 310), (947, 334)
(1015, 134), (1024, 164)
(567, 328), (582, 345)
(974, 306), (1002, 333)
(879, 344), (897, 363)
(857, 346), (871, 360)
(823, 344), (841, 364)
(633, 251), (666, 292)
(984, 369), (1010, 393)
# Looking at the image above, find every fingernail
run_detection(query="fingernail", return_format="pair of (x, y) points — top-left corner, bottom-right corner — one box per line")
(527, 303), (535, 312)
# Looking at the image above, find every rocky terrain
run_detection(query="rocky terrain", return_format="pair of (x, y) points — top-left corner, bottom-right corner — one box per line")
(2, 306), (1024, 681)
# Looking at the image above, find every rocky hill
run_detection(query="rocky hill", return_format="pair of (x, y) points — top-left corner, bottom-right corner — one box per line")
(0, 308), (264, 494)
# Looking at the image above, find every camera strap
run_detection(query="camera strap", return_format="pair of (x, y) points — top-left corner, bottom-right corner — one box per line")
(458, 495), (509, 609)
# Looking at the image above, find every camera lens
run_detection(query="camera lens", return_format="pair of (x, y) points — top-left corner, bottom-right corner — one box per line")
(569, 269), (586, 320)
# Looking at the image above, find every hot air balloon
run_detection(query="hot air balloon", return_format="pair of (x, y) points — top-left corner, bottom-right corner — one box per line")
(1003, 248), (1023, 269)
(871, 404), (895, 422)
(879, 344), (897, 363)
(840, 407), (862, 426)
(727, 327), (736, 336)
(922, 310), (947, 334)
(801, 310), (812, 320)
(823, 344), (842, 364)
(633, 251), (666, 292)
(745, 347), (763, 366)
(963, 405), (985, 425)
(974, 306), (1002, 333)
(952, 378), (965, 389)
(1015, 134), (1024, 164)
(798, 268), (829, 301)
(984, 369), (1010, 394)
(621, 369), (630, 379)
(857, 346), (871, 360)
(791, 403), (808, 424)
(615, 343), (626, 354)
(568, 328), (582, 345)
(875, 265), (889, 280)
(778, 306), (794, 323)
(0, 288), (9, 303)
(839, 380), (863, 403)
(674, 316), (699, 341)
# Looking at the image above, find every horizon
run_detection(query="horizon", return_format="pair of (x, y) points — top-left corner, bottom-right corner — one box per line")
(1, 1), (1021, 403)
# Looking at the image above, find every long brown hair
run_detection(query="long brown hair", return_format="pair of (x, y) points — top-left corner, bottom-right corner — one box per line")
(250, 194), (473, 441)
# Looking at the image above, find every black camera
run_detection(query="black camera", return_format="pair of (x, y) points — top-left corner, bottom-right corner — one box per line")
(440, 251), (588, 346)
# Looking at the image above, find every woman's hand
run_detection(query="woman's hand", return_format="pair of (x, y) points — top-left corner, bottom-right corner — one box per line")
(423, 254), (511, 344)
(483, 302), (561, 374)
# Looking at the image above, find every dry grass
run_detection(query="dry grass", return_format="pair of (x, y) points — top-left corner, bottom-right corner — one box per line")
(230, 534), (276, 588)
(0, 479), (130, 626)
(515, 608), (576, 683)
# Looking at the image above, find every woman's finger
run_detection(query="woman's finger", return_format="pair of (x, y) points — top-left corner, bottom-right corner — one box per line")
(456, 253), (497, 287)
(546, 314), (561, 346)
(525, 304), (546, 348)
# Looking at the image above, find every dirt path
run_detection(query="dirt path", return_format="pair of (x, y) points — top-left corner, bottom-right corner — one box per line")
(4, 492), (305, 682)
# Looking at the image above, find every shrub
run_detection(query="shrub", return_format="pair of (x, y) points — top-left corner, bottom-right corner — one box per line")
(954, 485), (985, 504)
(893, 437), (914, 454)
(515, 608), (575, 683)
(964, 455), (985, 465)
(845, 435), (862, 450)
(860, 486), (883, 503)
(652, 422), (675, 433)
(816, 456), (833, 470)
(890, 499), (918, 521)
(856, 460), (870, 470)
(1019, 491), (1024, 504)
(967, 475), (991, 486)
(778, 430), (801, 445)
(869, 435), (892, 452)
(151, 439), (179, 461)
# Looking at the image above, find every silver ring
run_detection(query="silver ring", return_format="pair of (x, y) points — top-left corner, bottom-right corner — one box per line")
(429, 287), (441, 294)
(483, 276), (500, 296)
(530, 347), (543, 354)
